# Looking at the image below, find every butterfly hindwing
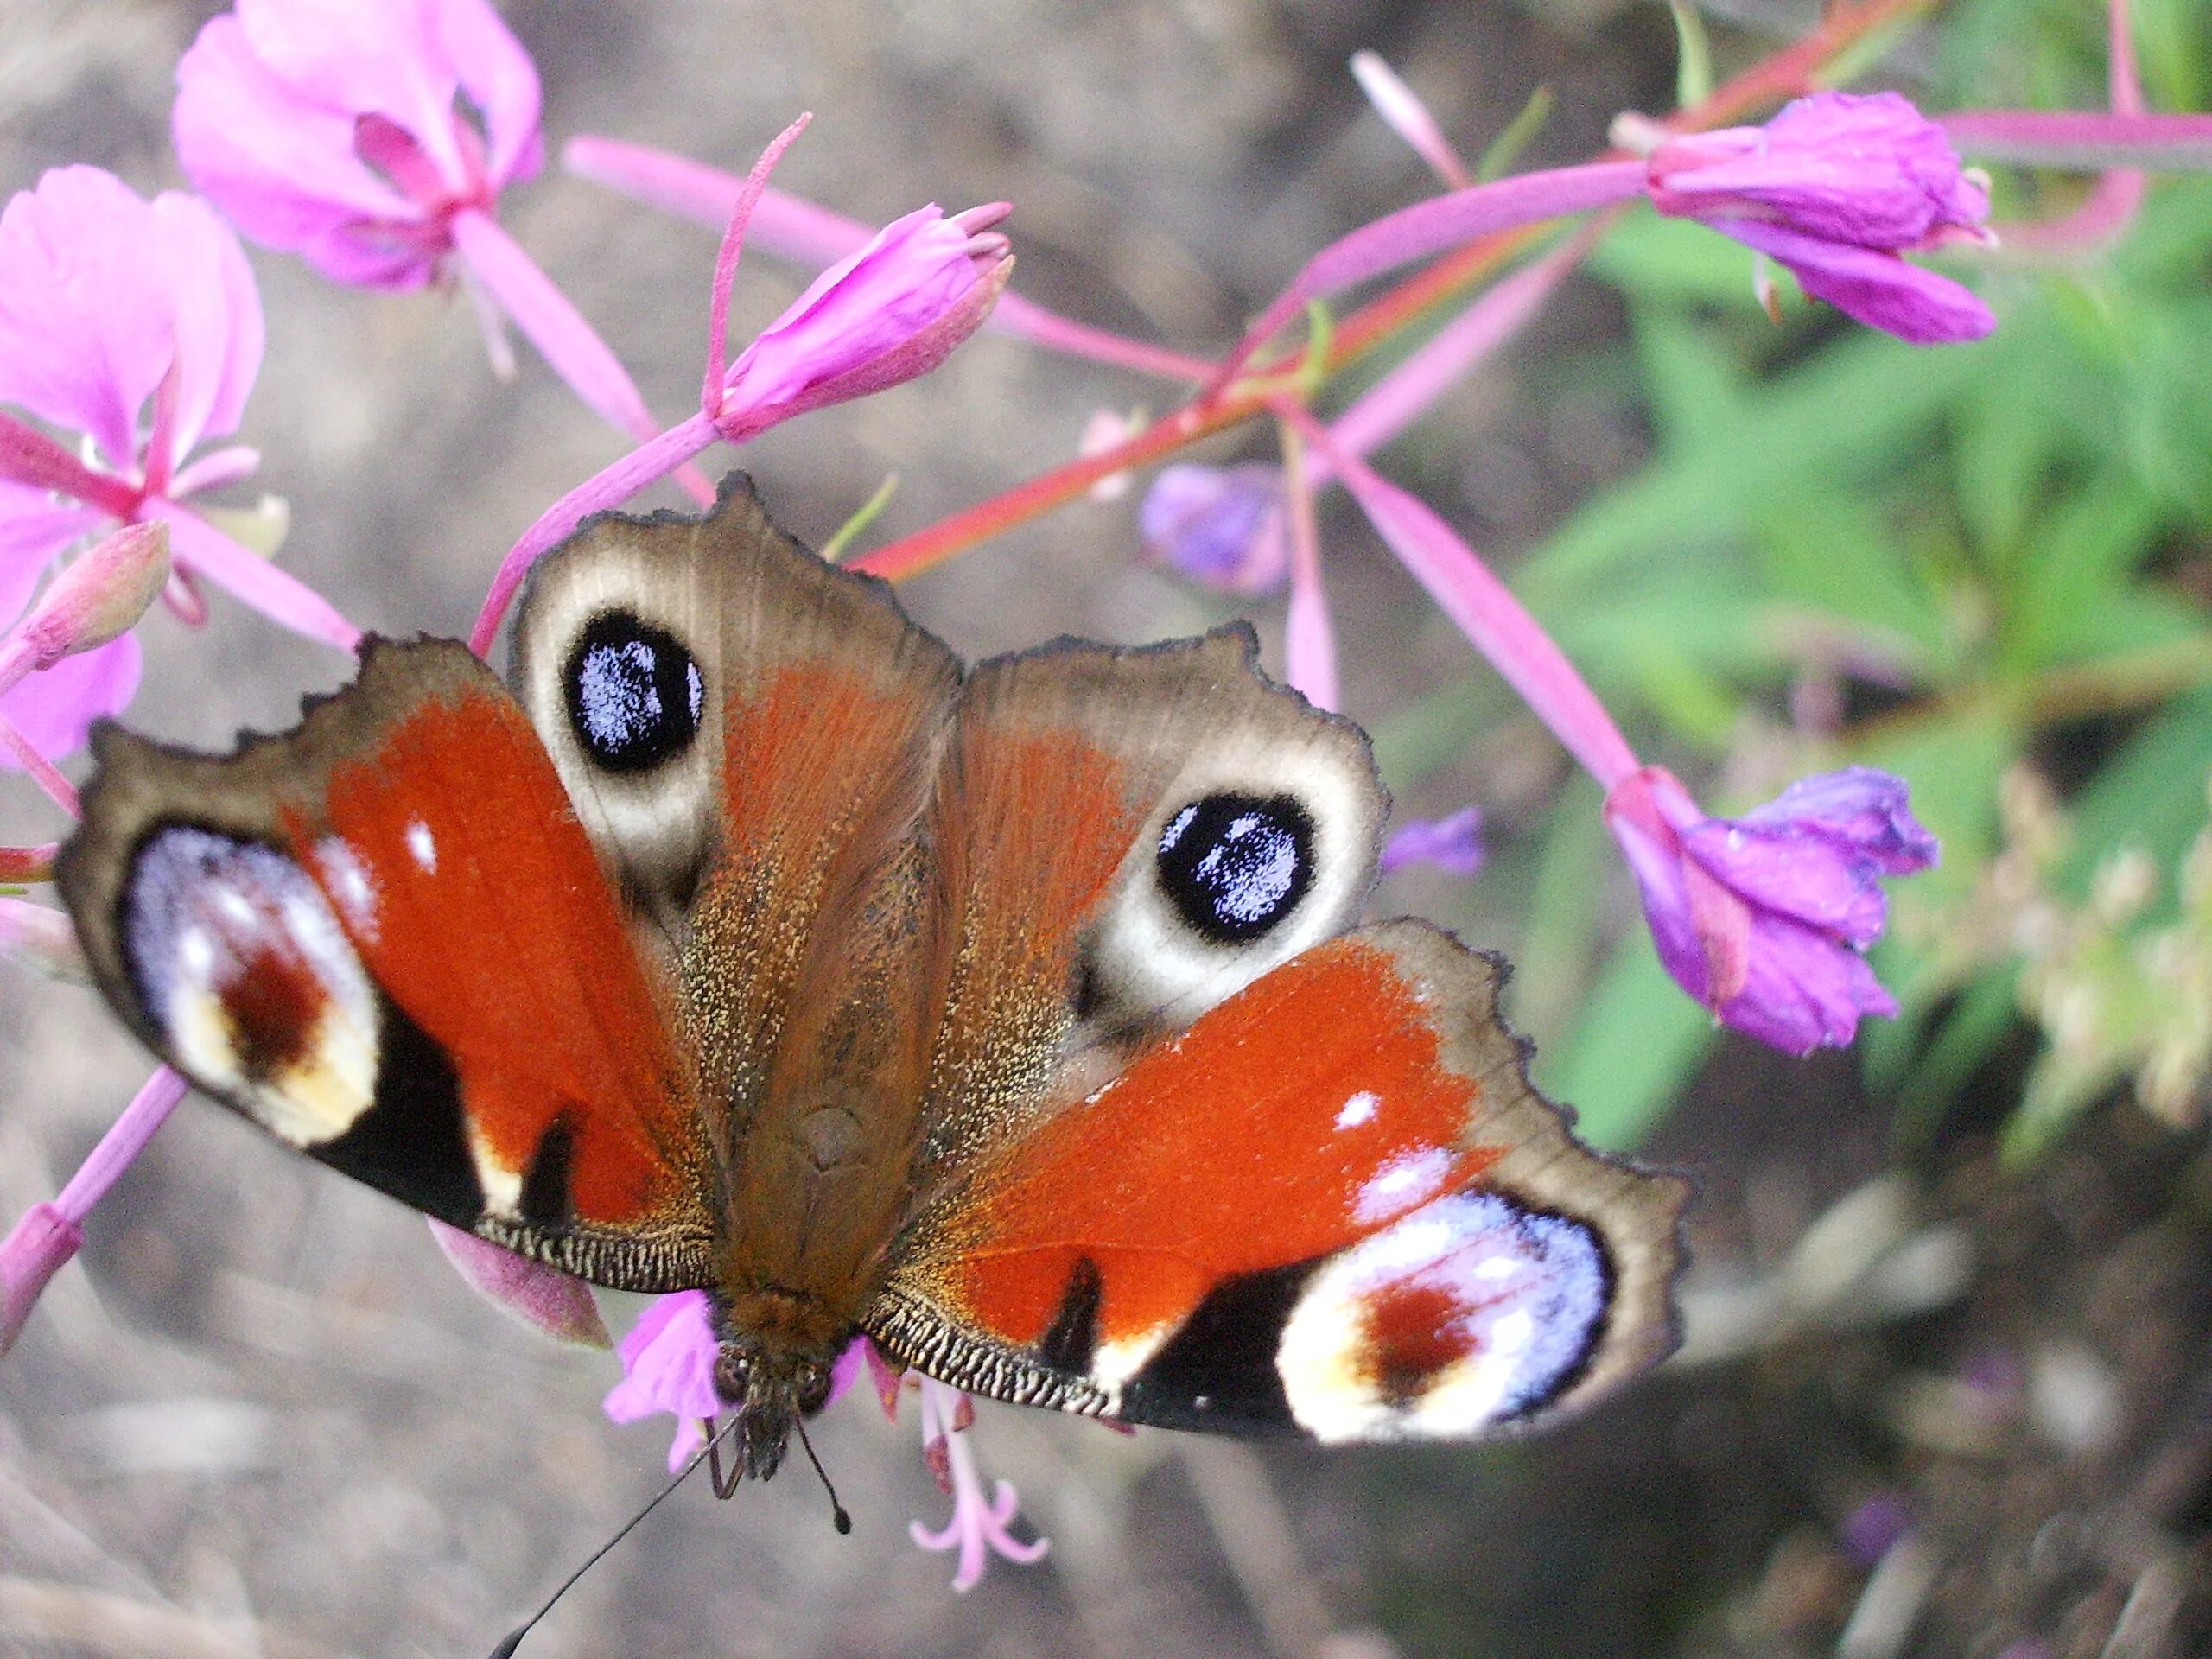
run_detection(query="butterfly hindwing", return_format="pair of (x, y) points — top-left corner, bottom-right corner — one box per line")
(58, 639), (718, 1289)
(871, 920), (1686, 1441)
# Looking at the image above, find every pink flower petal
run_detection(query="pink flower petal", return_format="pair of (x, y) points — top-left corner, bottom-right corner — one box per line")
(0, 632), (140, 767)
(1649, 92), (1990, 250)
(435, 0), (543, 186)
(1715, 218), (1998, 345)
(603, 1288), (724, 1472)
(0, 486), (101, 622)
(150, 193), (267, 459)
(234, 0), (464, 180)
(0, 169), (177, 470)
(175, 16), (426, 289)
(1381, 806), (1488, 877)
(153, 503), (360, 652)
(426, 1218), (610, 1348)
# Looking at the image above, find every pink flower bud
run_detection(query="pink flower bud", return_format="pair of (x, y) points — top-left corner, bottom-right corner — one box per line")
(709, 204), (1014, 443)
(426, 1217), (610, 1350)
(4, 523), (169, 677)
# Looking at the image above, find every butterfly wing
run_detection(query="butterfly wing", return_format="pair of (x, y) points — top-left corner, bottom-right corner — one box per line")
(58, 639), (719, 1288)
(874, 921), (1685, 1440)
(873, 628), (1683, 1439)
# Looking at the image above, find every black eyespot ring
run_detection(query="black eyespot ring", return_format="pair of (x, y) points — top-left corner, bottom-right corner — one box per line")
(1156, 791), (1316, 944)
(563, 611), (705, 773)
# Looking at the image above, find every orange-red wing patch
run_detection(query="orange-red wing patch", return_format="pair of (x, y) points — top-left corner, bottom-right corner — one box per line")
(289, 673), (703, 1231)
(934, 936), (1499, 1353)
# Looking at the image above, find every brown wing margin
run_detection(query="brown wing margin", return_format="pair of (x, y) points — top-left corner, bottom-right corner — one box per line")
(57, 639), (719, 1293)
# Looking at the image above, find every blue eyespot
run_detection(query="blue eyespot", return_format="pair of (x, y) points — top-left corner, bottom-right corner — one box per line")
(1156, 791), (1315, 944)
(563, 612), (705, 773)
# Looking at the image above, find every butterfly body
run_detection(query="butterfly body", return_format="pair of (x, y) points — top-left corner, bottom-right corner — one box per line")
(60, 476), (1686, 1485)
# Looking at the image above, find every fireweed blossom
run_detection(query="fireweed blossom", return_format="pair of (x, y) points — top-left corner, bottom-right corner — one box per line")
(174, 0), (707, 493)
(1605, 767), (1940, 1055)
(0, 165), (358, 758)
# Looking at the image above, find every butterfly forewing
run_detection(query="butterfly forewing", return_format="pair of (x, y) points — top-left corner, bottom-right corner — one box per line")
(59, 639), (719, 1289)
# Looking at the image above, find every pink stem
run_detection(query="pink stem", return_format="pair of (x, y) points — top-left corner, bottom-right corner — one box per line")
(1986, 0), (2147, 255)
(471, 410), (719, 655)
(1286, 405), (1641, 788)
(703, 115), (814, 416)
(448, 208), (715, 508)
(1940, 110), (2212, 168)
(0, 710), (80, 817)
(1273, 411), (1338, 712)
(54, 1068), (190, 1223)
(1207, 160), (1648, 393)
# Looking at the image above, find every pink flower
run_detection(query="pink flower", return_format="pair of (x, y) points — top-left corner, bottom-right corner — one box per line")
(1604, 765), (1940, 1054)
(173, 0), (542, 292)
(709, 203), (1014, 443)
(1138, 463), (1290, 593)
(1645, 92), (1997, 344)
(175, 0), (700, 486)
(601, 1289), (724, 1473)
(910, 1377), (1049, 1592)
(0, 168), (355, 713)
(1381, 806), (1488, 877)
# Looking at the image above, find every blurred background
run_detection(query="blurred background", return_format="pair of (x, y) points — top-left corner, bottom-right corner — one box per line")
(3, 0), (2211, 1655)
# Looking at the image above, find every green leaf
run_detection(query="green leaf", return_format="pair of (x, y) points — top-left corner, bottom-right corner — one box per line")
(1537, 938), (1716, 1151)
(1751, 488), (1951, 666)
(2061, 687), (2212, 905)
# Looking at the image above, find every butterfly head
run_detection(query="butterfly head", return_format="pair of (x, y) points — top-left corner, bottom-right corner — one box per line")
(710, 1288), (848, 1483)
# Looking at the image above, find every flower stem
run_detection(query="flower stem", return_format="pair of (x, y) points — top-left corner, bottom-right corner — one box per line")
(54, 1069), (189, 1223)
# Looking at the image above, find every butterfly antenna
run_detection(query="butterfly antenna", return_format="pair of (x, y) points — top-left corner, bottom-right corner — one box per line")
(794, 1416), (853, 1535)
(486, 1415), (742, 1659)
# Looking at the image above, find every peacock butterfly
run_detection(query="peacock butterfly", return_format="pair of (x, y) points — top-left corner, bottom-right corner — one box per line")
(56, 475), (1686, 1482)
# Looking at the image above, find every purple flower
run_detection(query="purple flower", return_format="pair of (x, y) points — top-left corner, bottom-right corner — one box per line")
(602, 1289), (724, 1473)
(1138, 463), (1290, 593)
(910, 1376), (1050, 1592)
(1381, 806), (1488, 877)
(709, 202), (1014, 443)
(0, 168), (355, 702)
(1604, 765), (1940, 1054)
(173, 0), (541, 292)
(1645, 92), (1997, 344)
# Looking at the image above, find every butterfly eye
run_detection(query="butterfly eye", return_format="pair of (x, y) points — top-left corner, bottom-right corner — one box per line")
(1155, 792), (1316, 944)
(563, 612), (707, 773)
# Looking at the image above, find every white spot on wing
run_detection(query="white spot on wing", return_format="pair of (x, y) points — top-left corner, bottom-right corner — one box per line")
(314, 837), (379, 939)
(404, 819), (437, 874)
(1352, 1146), (1452, 1224)
(1334, 1091), (1379, 1130)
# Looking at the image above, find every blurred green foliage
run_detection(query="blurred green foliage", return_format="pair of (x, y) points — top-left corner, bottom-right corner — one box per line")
(1371, 0), (2212, 1154)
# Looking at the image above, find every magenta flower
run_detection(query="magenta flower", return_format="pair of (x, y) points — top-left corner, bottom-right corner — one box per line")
(173, 0), (541, 290)
(1139, 463), (1290, 593)
(708, 202), (1014, 444)
(175, 0), (698, 480)
(602, 1289), (724, 1473)
(911, 1376), (1050, 1592)
(0, 167), (356, 687)
(1604, 766), (1939, 1055)
(1381, 806), (1488, 878)
(1644, 91), (1998, 344)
